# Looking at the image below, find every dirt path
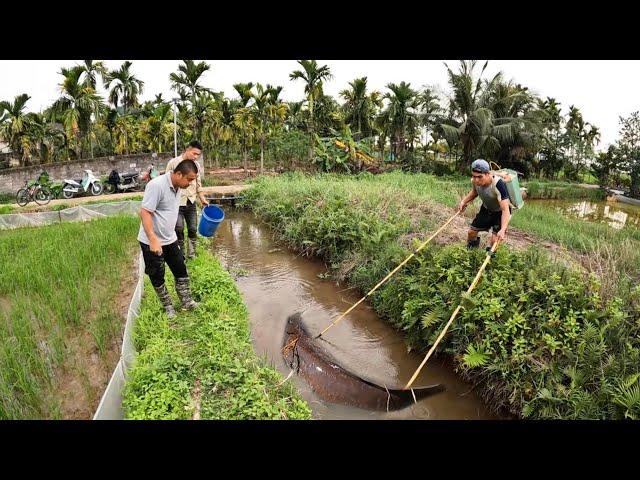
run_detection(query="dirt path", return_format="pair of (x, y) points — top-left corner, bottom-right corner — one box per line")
(11, 185), (250, 213)
(408, 205), (585, 271)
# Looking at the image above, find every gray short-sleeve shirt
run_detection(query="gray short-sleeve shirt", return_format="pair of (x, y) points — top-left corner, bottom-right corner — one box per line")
(137, 173), (181, 245)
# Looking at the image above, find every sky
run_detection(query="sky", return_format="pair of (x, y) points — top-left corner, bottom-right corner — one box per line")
(1, 59), (639, 150)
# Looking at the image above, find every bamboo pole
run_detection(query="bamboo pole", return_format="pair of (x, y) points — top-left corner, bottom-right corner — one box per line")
(315, 211), (461, 339)
(404, 239), (501, 390)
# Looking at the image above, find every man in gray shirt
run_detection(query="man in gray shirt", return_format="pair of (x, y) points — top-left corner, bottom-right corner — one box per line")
(138, 159), (200, 318)
(458, 159), (512, 249)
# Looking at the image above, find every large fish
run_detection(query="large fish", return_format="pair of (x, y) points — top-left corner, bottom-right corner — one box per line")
(282, 313), (444, 411)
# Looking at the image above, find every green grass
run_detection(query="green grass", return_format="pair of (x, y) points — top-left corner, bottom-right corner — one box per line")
(242, 172), (640, 419)
(122, 245), (312, 420)
(0, 205), (13, 214)
(0, 193), (14, 205)
(523, 180), (605, 201)
(0, 215), (139, 419)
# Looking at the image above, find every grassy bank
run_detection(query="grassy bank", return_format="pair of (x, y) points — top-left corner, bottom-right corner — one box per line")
(122, 246), (311, 420)
(0, 215), (139, 419)
(522, 180), (605, 201)
(242, 172), (640, 419)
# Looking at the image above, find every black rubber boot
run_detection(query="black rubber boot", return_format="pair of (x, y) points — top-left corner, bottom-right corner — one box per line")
(466, 238), (480, 249)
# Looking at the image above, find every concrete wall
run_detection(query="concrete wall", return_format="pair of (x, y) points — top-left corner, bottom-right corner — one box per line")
(0, 153), (175, 194)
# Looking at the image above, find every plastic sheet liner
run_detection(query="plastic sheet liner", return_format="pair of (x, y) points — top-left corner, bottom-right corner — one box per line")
(93, 252), (144, 420)
(0, 201), (142, 230)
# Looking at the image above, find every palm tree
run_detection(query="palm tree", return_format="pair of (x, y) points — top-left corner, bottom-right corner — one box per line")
(537, 97), (564, 178)
(0, 93), (32, 164)
(169, 60), (212, 100)
(142, 102), (173, 153)
(286, 101), (306, 130)
(104, 61), (144, 154)
(104, 61), (145, 114)
(233, 82), (255, 107)
(485, 81), (543, 173)
(379, 82), (419, 160)
(23, 112), (66, 164)
(340, 77), (382, 140)
(439, 60), (508, 169)
(251, 83), (288, 172)
(289, 60), (333, 162)
(80, 60), (107, 89)
(233, 105), (255, 172)
(565, 105), (586, 178)
(51, 65), (104, 160)
(206, 98), (239, 169)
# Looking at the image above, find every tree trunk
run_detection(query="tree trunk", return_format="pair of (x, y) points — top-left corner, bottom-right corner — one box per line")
(243, 146), (248, 172)
(630, 167), (640, 198)
(260, 137), (265, 173)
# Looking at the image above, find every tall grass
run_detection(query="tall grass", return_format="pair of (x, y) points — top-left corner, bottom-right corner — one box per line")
(0, 215), (139, 418)
(523, 180), (605, 201)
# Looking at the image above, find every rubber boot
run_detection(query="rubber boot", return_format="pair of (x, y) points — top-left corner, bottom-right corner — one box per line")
(466, 238), (480, 249)
(153, 283), (177, 318)
(175, 277), (199, 311)
(187, 238), (197, 260)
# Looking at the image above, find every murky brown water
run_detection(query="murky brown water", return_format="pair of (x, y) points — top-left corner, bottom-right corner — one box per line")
(529, 199), (640, 230)
(210, 210), (498, 419)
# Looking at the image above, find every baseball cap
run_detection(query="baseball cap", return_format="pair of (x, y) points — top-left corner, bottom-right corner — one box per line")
(471, 159), (490, 173)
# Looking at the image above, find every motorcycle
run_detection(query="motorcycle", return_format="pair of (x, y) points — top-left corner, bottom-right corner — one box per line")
(104, 169), (142, 194)
(61, 169), (103, 199)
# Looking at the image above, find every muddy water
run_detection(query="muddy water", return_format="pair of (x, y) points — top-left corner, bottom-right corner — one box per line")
(210, 210), (497, 419)
(529, 199), (640, 230)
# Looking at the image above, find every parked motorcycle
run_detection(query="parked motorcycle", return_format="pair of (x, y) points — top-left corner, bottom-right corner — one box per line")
(61, 169), (103, 199)
(104, 169), (142, 194)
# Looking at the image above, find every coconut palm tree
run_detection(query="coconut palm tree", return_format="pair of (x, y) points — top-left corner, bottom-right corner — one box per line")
(289, 60), (333, 162)
(103, 61), (144, 154)
(0, 93), (32, 164)
(439, 60), (509, 169)
(51, 65), (104, 159)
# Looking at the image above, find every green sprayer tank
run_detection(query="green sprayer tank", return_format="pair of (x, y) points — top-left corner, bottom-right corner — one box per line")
(495, 168), (525, 209)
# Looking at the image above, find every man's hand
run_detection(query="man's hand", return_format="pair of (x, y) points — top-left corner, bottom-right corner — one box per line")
(199, 194), (209, 207)
(150, 237), (163, 256)
(495, 229), (507, 242)
(458, 201), (467, 213)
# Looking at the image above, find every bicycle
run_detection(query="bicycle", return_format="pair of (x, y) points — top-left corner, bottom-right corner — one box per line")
(16, 180), (52, 207)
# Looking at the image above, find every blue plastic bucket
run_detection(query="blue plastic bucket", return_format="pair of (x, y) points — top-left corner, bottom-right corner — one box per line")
(198, 205), (225, 237)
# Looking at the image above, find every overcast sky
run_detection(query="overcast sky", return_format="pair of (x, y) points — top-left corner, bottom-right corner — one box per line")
(1, 60), (638, 150)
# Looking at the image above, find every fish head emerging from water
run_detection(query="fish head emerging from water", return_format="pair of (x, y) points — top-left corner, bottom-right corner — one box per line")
(285, 313), (305, 336)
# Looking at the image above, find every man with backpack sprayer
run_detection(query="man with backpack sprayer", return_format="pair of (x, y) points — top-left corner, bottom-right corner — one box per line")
(458, 159), (514, 250)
